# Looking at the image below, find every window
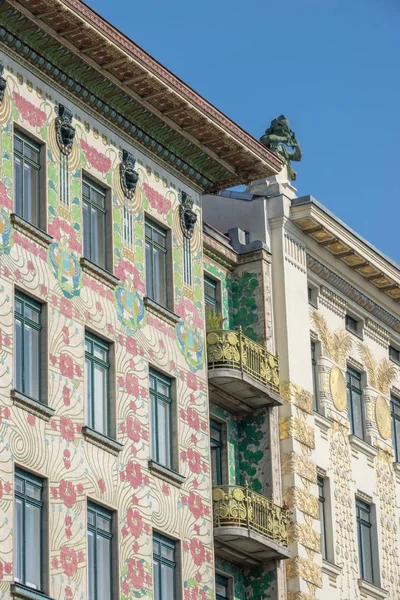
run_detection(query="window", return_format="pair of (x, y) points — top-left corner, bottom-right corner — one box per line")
(153, 533), (176, 600)
(14, 468), (43, 590)
(14, 292), (41, 402)
(145, 218), (168, 307)
(311, 340), (319, 412)
(346, 314), (359, 336)
(216, 574), (230, 600)
(83, 177), (107, 269)
(210, 420), (223, 486)
(150, 370), (172, 469)
(308, 285), (318, 307)
(85, 333), (110, 437)
(391, 395), (400, 463)
(204, 276), (219, 316)
(346, 367), (364, 439)
(87, 502), (113, 600)
(389, 345), (400, 365)
(318, 476), (328, 560)
(356, 499), (374, 583)
(14, 131), (41, 227)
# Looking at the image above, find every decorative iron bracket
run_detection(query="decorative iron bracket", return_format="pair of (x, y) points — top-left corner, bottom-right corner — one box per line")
(0, 61), (7, 103)
(120, 149), (139, 199)
(179, 191), (197, 239)
(55, 103), (76, 155)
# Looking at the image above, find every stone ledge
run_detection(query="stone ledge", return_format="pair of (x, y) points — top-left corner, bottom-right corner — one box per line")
(144, 297), (180, 326)
(349, 435), (377, 462)
(148, 459), (186, 487)
(314, 411), (331, 435)
(82, 425), (123, 455)
(322, 559), (342, 579)
(11, 389), (55, 421)
(11, 213), (53, 248)
(80, 257), (120, 289)
(11, 582), (55, 600)
(357, 579), (387, 600)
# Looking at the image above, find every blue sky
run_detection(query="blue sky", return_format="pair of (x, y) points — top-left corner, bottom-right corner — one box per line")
(86, 0), (400, 262)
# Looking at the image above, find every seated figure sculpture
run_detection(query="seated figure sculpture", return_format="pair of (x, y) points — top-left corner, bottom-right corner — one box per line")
(260, 115), (302, 181)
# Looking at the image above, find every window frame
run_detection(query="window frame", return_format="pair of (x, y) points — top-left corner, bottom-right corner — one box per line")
(210, 419), (223, 486)
(82, 175), (107, 270)
(14, 291), (42, 402)
(14, 467), (44, 591)
(389, 345), (400, 365)
(87, 501), (113, 600)
(318, 475), (328, 560)
(346, 366), (365, 440)
(145, 217), (168, 307)
(391, 394), (400, 463)
(216, 573), (230, 600)
(85, 331), (110, 437)
(345, 314), (361, 337)
(356, 498), (375, 584)
(204, 275), (220, 316)
(13, 130), (41, 228)
(150, 369), (173, 470)
(153, 532), (176, 600)
(311, 340), (319, 412)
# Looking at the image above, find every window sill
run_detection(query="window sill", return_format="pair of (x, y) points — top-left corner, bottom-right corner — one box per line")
(148, 459), (186, 487)
(314, 411), (331, 434)
(11, 389), (55, 421)
(322, 559), (342, 580)
(82, 425), (123, 456)
(11, 213), (53, 248)
(349, 435), (377, 462)
(346, 327), (364, 340)
(144, 297), (180, 326)
(80, 258), (120, 289)
(357, 579), (387, 600)
(11, 582), (55, 600)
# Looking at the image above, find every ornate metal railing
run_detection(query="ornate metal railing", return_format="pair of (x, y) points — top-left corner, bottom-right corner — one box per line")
(206, 329), (280, 392)
(212, 484), (288, 546)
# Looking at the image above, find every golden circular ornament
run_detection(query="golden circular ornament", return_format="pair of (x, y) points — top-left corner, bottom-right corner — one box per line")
(330, 366), (347, 411)
(268, 354), (276, 368)
(226, 332), (238, 345)
(232, 488), (244, 502)
(206, 332), (219, 345)
(375, 396), (391, 440)
(212, 488), (225, 502)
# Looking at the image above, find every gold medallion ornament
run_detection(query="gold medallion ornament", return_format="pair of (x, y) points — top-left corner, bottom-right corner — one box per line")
(375, 396), (391, 440)
(330, 366), (347, 411)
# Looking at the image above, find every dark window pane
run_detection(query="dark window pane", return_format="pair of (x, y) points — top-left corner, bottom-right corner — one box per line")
(14, 294), (41, 400)
(82, 178), (107, 267)
(85, 334), (109, 436)
(150, 370), (172, 468)
(87, 504), (112, 600)
(14, 133), (41, 227)
(145, 219), (168, 306)
(153, 535), (176, 600)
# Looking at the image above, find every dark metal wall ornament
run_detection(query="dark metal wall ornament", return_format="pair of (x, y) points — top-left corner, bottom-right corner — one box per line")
(179, 191), (197, 239)
(55, 104), (76, 156)
(0, 61), (7, 103)
(120, 149), (139, 199)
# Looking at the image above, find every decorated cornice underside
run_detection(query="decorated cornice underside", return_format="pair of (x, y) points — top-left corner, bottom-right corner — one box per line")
(307, 254), (400, 334)
(0, 0), (282, 192)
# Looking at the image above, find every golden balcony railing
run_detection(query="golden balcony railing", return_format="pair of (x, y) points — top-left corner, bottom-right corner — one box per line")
(206, 329), (280, 393)
(212, 484), (288, 547)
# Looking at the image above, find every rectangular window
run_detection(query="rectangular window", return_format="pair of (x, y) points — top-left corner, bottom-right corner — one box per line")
(83, 177), (107, 269)
(85, 333), (110, 437)
(346, 314), (359, 335)
(145, 219), (168, 307)
(318, 476), (328, 560)
(14, 292), (41, 402)
(391, 395), (400, 463)
(210, 419), (223, 486)
(14, 131), (41, 227)
(87, 502), (113, 600)
(311, 340), (319, 412)
(14, 468), (43, 591)
(216, 574), (230, 600)
(356, 498), (374, 583)
(346, 367), (364, 439)
(204, 275), (219, 316)
(150, 369), (172, 469)
(389, 345), (400, 365)
(153, 533), (176, 600)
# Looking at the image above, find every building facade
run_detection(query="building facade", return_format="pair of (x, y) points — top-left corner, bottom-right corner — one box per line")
(204, 173), (400, 600)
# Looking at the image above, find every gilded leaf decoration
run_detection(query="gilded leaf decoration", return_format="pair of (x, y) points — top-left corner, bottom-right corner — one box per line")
(358, 343), (397, 394)
(311, 311), (352, 365)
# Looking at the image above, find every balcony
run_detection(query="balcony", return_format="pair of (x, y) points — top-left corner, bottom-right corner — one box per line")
(212, 484), (290, 566)
(206, 329), (282, 412)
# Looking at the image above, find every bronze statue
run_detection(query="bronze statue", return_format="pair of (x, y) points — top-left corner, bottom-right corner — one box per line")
(260, 115), (302, 181)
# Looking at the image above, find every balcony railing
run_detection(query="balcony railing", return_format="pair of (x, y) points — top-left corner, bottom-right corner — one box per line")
(206, 329), (280, 393)
(212, 484), (288, 547)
